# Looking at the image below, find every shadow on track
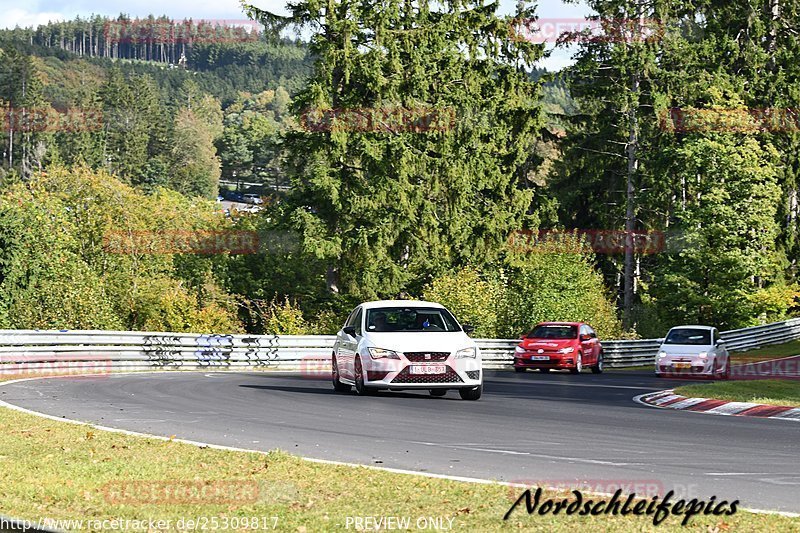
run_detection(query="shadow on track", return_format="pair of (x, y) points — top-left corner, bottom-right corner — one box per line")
(239, 383), (468, 401)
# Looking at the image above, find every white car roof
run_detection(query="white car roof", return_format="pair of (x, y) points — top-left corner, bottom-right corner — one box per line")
(359, 300), (445, 310)
(668, 325), (715, 331)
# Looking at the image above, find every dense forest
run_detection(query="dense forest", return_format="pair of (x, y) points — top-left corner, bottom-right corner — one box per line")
(0, 18), (312, 104)
(1, 4), (798, 338)
(0, 18), (306, 197)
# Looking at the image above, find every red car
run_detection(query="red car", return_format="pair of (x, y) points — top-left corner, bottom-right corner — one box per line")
(513, 322), (603, 374)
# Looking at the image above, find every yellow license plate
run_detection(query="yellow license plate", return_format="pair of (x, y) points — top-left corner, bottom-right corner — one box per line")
(673, 363), (691, 369)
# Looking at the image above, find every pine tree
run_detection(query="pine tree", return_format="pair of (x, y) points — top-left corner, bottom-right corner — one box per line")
(244, 0), (545, 299)
(0, 47), (45, 176)
(100, 70), (160, 182)
(641, 0), (796, 329)
(554, 0), (676, 329)
(557, 0), (792, 332)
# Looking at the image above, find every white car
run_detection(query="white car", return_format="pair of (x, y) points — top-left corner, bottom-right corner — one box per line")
(331, 300), (483, 400)
(655, 325), (730, 379)
(242, 194), (263, 205)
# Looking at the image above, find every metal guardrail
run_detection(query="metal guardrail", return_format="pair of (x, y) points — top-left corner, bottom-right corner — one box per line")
(2, 317), (800, 374)
(0, 331), (336, 373)
(720, 318), (800, 352)
(481, 338), (661, 368)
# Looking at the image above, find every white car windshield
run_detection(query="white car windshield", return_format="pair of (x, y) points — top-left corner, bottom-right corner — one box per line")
(664, 328), (711, 346)
(366, 307), (461, 332)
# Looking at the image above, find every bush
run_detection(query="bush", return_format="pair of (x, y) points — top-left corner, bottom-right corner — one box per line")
(0, 165), (242, 332)
(0, 257), (122, 330)
(422, 239), (625, 340)
(310, 308), (349, 335)
(747, 284), (800, 324)
(263, 296), (309, 335)
(129, 276), (241, 333)
(502, 244), (624, 339)
(422, 268), (506, 338)
(219, 206), (335, 333)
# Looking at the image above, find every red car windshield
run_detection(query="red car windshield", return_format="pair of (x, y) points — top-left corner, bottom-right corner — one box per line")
(526, 325), (578, 339)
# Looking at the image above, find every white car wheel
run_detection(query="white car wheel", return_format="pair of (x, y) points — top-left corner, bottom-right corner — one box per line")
(459, 385), (482, 401)
(354, 357), (373, 396)
(332, 355), (351, 392)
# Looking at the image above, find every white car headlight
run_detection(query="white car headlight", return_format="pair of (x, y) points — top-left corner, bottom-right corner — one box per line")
(368, 347), (400, 360)
(558, 347), (575, 354)
(456, 347), (477, 359)
(515, 346), (525, 354)
(657, 351), (667, 359)
(698, 352), (708, 359)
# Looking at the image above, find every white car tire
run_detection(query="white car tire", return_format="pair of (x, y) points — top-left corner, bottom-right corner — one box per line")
(459, 385), (482, 401)
(331, 355), (351, 392)
(354, 357), (374, 396)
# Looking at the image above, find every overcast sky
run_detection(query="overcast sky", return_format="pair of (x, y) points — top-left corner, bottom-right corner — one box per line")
(0, 0), (589, 70)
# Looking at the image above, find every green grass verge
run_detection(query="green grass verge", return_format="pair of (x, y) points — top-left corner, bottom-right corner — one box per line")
(673, 380), (800, 408)
(730, 339), (800, 363)
(0, 401), (798, 531)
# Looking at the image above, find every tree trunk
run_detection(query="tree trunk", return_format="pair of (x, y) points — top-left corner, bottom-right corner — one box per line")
(623, 2), (644, 331)
(623, 76), (638, 330)
(766, 0), (780, 70)
(7, 113), (13, 169)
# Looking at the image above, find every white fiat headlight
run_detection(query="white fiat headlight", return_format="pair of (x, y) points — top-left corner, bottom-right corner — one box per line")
(368, 347), (400, 359)
(456, 347), (477, 358)
(698, 352), (708, 359)
(657, 351), (667, 359)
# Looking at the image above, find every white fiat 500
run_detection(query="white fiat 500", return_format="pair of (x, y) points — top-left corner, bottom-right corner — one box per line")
(656, 325), (730, 379)
(331, 300), (482, 400)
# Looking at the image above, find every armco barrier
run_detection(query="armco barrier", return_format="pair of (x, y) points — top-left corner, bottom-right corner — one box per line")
(1, 317), (800, 373)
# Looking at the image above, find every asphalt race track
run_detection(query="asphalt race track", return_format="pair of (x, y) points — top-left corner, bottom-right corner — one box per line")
(2, 371), (799, 513)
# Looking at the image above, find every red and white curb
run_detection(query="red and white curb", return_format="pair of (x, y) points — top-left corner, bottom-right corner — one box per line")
(634, 389), (800, 421)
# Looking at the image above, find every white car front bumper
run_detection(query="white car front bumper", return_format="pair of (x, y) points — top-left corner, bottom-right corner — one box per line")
(362, 355), (482, 389)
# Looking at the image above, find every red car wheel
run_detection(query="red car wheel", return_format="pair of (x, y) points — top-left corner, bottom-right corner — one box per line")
(570, 353), (583, 374)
